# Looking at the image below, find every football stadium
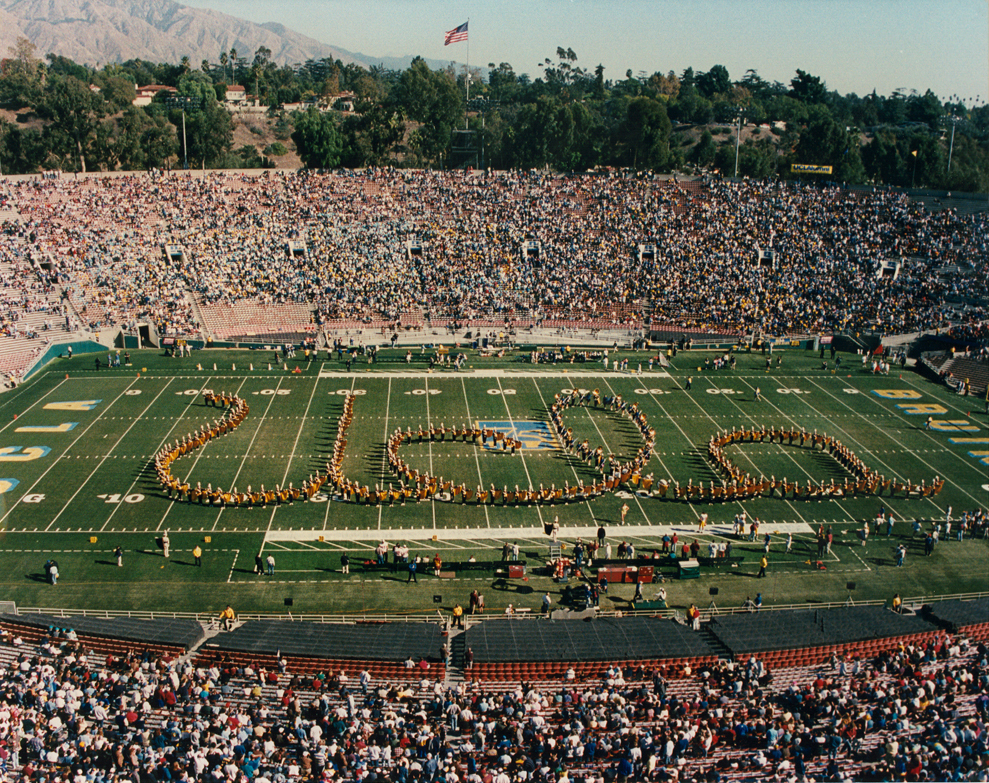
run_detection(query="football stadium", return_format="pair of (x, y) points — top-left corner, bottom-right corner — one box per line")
(0, 170), (986, 782)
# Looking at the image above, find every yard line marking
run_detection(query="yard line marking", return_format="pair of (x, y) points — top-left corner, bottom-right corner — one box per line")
(212, 376), (286, 531)
(157, 380), (251, 532)
(804, 376), (988, 505)
(625, 376), (709, 520)
(226, 549), (240, 583)
(48, 379), (176, 532)
(263, 374), (323, 542)
(322, 376), (355, 533)
(529, 378), (597, 526)
(460, 377), (492, 529)
(0, 376), (146, 528)
(377, 378), (394, 531)
(424, 377), (438, 531)
(103, 376), (219, 532)
(497, 377), (544, 526)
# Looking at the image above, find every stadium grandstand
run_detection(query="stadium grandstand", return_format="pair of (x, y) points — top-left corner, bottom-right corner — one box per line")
(0, 169), (985, 387)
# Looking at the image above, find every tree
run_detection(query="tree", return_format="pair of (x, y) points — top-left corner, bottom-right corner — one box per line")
(291, 107), (344, 168)
(393, 57), (461, 165)
(696, 65), (731, 99)
(619, 97), (671, 169)
(693, 129), (717, 166)
(790, 69), (827, 104)
(0, 37), (43, 109)
(37, 74), (107, 172)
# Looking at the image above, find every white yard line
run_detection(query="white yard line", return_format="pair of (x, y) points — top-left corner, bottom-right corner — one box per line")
(496, 378), (544, 525)
(262, 374), (323, 541)
(528, 378), (597, 525)
(156, 377), (251, 531)
(212, 376), (286, 531)
(377, 378), (394, 531)
(460, 376), (492, 528)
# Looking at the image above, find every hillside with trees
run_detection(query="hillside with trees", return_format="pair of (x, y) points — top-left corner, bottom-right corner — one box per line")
(0, 38), (986, 192)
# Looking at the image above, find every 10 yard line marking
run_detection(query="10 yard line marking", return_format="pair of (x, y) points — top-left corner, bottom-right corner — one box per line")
(50, 379), (176, 532)
(105, 376), (218, 532)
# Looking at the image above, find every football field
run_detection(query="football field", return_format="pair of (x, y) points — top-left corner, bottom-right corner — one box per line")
(0, 345), (985, 617)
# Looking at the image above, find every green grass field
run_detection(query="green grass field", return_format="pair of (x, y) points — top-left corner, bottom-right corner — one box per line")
(0, 345), (985, 618)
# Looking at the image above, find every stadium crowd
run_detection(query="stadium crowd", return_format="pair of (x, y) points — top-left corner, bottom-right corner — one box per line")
(0, 170), (985, 343)
(0, 620), (987, 782)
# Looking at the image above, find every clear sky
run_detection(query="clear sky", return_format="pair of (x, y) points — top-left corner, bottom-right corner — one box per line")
(185, 0), (988, 103)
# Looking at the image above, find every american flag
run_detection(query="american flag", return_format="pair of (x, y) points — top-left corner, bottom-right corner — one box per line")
(444, 21), (468, 45)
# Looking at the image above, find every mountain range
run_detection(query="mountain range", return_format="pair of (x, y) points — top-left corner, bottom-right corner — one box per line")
(0, 0), (453, 73)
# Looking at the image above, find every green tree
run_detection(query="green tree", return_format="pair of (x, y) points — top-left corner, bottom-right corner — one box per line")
(0, 37), (44, 109)
(790, 69), (827, 104)
(696, 64), (731, 99)
(619, 97), (671, 169)
(394, 57), (461, 165)
(183, 103), (233, 167)
(693, 129), (717, 166)
(37, 74), (107, 172)
(291, 107), (344, 168)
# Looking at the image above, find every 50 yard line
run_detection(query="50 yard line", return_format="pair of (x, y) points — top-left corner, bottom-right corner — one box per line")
(497, 377), (543, 525)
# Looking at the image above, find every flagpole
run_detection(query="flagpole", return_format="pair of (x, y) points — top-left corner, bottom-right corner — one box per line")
(465, 17), (470, 130)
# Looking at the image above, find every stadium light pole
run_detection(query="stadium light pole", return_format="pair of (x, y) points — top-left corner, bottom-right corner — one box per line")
(734, 109), (746, 179)
(166, 95), (201, 170)
(945, 115), (960, 173)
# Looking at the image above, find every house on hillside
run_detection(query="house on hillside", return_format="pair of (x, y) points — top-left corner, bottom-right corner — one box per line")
(133, 84), (176, 107)
(225, 85), (247, 105)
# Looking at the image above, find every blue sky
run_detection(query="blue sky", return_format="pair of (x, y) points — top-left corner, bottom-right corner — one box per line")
(187, 0), (988, 103)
